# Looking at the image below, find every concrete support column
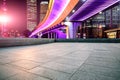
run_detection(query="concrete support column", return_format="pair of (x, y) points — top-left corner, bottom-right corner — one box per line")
(64, 22), (72, 39)
(72, 22), (81, 38)
(66, 25), (69, 39)
(48, 32), (50, 39)
(51, 32), (52, 39)
(54, 32), (56, 39)
(55, 33), (58, 39)
(65, 22), (81, 39)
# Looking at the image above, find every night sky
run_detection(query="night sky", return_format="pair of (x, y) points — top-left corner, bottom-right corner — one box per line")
(0, 0), (27, 33)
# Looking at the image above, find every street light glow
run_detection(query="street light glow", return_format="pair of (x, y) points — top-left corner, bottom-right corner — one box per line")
(0, 15), (9, 23)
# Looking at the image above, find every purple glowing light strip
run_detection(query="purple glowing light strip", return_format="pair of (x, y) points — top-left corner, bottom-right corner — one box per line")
(30, 0), (70, 37)
(70, 0), (120, 21)
(80, 0), (120, 21)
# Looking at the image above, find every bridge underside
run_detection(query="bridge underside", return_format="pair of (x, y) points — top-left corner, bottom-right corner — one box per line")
(30, 0), (78, 37)
(30, 0), (120, 39)
(70, 0), (120, 21)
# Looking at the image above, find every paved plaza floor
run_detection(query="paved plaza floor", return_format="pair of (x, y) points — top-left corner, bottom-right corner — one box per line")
(0, 43), (120, 80)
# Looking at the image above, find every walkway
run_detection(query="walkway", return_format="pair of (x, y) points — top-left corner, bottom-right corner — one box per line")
(0, 43), (120, 80)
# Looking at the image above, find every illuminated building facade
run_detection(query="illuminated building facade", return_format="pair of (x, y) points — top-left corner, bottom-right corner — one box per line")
(27, 0), (48, 31)
(80, 2), (120, 38)
(40, 1), (48, 22)
(27, 0), (37, 31)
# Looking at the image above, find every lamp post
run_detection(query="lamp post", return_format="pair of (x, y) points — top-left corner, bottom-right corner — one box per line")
(0, 0), (9, 38)
(0, 15), (9, 37)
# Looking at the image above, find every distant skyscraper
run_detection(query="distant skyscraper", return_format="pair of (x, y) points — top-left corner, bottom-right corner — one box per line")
(27, 0), (37, 31)
(27, 0), (48, 31)
(40, 1), (48, 22)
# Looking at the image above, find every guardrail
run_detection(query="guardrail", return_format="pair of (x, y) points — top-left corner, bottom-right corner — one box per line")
(0, 38), (55, 47)
(55, 38), (120, 43)
(0, 38), (120, 47)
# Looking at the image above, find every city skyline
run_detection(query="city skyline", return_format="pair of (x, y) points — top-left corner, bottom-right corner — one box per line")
(0, 0), (48, 33)
(27, 0), (48, 31)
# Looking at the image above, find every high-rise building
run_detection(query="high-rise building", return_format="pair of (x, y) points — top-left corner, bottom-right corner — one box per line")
(40, 1), (48, 22)
(77, 2), (120, 38)
(27, 0), (37, 31)
(27, 0), (48, 31)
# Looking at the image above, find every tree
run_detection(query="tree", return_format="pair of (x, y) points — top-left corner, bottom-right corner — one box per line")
(23, 29), (31, 37)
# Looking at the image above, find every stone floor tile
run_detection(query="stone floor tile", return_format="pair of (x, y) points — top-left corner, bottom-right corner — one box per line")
(0, 55), (7, 59)
(63, 54), (89, 61)
(5, 71), (50, 80)
(85, 58), (120, 70)
(0, 65), (20, 80)
(90, 52), (116, 59)
(70, 70), (117, 80)
(79, 64), (120, 79)
(0, 43), (120, 80)
(9, 60), (42, 70)
(54, 57), (84, 67)
(41, 62), (79, 74)
(29, 67), (71, 80)
(0, 58), (21, 64)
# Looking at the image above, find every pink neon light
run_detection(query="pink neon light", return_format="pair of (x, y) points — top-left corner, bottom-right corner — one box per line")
(0, 15), (10, 23)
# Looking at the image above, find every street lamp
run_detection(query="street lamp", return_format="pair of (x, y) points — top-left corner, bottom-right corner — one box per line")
(0, 15), (9, 37)
(0, 0), (10, 38)
(0, 15), (9, 23)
